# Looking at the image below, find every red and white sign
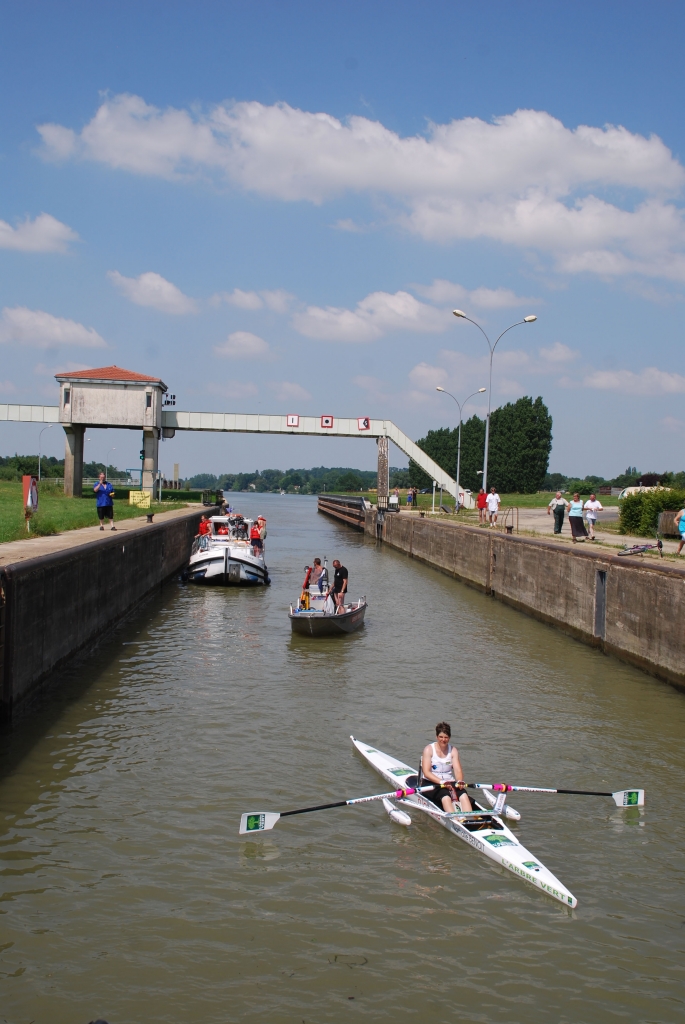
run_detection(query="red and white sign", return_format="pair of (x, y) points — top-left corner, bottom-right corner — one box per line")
(357, 416), (371, 431)
(320, 415), (334, 429)
(23, 475), (38, 511)
(286, 414), (300, 428)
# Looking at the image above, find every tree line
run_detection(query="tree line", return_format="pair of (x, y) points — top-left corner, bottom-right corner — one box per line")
(187, 465), (383, 494)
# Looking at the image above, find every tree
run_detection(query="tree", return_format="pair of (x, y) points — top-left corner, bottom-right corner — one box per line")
(336, 471), (364, 491)
(409, 396), (552, 494)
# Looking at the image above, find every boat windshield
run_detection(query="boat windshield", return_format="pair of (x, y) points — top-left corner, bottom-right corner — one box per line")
(210, 516), (250, 540)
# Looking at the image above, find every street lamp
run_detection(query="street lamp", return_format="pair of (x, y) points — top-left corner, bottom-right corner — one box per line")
(436, 387), (487, 510)
(37, 423), (53, 482)
(104, 447), (116, 476)
(452, 310), (537, 492)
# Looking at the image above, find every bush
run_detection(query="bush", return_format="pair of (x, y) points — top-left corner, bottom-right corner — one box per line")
(32, 516), (59, 536)
(619, 489), (685, 536)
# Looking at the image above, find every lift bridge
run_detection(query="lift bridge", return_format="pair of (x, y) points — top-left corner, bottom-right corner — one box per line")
(0, 365), (464, 508)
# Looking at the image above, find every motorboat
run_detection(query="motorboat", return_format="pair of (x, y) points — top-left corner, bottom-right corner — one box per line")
(289, 562), (366, 636)
(185, 514), (270, 585)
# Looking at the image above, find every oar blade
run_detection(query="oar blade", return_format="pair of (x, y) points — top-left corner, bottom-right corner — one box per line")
(239, 811), (281, 835)
(612, 789), (645, 808)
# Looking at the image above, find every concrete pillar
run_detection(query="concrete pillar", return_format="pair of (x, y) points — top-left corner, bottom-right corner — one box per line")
(142, 429), (159, 496)
(377, 435), (389, 510)
(63, 425), (84, 496)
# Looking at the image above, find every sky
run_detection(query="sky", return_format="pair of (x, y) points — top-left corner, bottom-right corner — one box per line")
(2, 0), (685, 480)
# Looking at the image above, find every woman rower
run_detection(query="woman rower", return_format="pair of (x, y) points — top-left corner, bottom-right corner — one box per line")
(421, 722), (472, 813)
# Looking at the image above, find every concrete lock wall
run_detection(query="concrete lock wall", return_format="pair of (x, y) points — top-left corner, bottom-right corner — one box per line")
(0, 507), (207, 721)
(367, 511), (685, 693)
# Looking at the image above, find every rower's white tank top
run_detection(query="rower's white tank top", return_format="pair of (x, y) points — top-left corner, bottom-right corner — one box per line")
(431, 743), (455, 783)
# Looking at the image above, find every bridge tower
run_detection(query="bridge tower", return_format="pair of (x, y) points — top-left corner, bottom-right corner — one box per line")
(54, 365), (169, 496)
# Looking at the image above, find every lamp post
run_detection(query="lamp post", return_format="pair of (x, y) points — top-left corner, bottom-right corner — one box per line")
(37, 423), (53, 482)
(452, 311), (537, 492)
(436, 387), (487, 509)
(104, 447), (116, 476)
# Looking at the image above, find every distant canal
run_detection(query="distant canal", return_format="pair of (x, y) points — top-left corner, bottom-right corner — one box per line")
(1, 494), (684, 1023)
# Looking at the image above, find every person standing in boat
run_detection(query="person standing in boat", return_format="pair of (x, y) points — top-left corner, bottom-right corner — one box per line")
(421, 723), (472, 813)
(250, 520), (263, 556)
(310, 557), (326, 590)
(326, 559), (348, 613)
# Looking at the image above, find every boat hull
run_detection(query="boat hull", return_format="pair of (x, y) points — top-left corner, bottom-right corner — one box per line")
(290, 601), (367, 636)
(186, 549), (269, 585)
(351, 736), (577, 908)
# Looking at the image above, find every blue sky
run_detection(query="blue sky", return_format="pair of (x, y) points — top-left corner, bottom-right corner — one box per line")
(2, 0), (685, 479)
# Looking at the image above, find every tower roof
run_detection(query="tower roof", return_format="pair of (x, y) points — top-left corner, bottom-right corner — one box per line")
(54, 365), (167, 390)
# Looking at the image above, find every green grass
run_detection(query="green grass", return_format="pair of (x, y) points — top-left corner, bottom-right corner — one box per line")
(0, 480), (187, 544)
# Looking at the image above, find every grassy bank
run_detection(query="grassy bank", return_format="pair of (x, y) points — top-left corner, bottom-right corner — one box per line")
(0, 481), (187, 545)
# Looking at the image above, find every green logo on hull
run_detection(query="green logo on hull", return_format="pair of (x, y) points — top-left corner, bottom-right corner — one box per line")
(484, 834), (514, 848)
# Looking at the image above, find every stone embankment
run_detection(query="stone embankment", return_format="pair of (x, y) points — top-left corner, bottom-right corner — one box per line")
(0, 506), (207, 722)
(341, 499), (683, 693)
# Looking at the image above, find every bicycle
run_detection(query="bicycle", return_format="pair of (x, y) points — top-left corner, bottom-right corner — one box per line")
(617, 534), (663, 558)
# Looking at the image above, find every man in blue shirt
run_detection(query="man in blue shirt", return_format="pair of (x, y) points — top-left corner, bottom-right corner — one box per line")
(94, 472), (116, 531)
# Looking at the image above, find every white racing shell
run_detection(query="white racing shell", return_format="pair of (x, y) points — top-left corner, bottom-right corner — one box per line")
(351, 736), (577, 909)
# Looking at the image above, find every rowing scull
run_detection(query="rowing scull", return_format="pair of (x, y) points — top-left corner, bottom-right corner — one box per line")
(351, 736), (578, 909)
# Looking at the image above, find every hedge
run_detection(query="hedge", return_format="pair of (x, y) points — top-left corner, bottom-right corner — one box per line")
(619, 489), (685, 536)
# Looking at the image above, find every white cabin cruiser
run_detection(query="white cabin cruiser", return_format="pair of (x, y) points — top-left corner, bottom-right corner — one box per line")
(185, 514), (270, 586)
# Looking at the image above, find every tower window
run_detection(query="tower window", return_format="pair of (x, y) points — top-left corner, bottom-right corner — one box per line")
(146, 393), (152, 408)
(64, 388), (70, 406)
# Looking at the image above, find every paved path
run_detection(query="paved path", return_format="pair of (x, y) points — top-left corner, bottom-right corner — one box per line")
(0, 505), (200, 566)
(397, 506), (682, 560)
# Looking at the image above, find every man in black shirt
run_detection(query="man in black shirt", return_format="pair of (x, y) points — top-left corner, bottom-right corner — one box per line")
(327, 559), (348, 613)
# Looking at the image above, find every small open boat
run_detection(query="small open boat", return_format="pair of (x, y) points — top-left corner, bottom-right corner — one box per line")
(290, 598), (367, 636)
(289, 562), (366, 635)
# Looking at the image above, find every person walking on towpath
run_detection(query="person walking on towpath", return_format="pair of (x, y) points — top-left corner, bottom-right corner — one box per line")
(477, 488), (487, 524)
(326, 558), (348, 613)
(583, 492), (604, 541)
(675, 506), (685, 555)
(568, 492), (588, 543)
(486, 486), (500, 526)
(547, 491), (569, 534)
(421, 722), (472, 813)
(93, 472), (116, 531)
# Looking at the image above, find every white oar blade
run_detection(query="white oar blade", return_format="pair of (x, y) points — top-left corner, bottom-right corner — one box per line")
(239, 811), (281, 835)
(612, 789), (645, 808)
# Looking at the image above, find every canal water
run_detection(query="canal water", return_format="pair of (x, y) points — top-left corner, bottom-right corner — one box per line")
(1, 495), (684, 1024)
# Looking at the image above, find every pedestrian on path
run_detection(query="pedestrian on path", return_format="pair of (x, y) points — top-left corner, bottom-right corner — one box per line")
(486, 486), (500, 526)
(477, 488), (487, 525)
(406, 488), (413, 508)
(547, 491), (569, 534)
(568, 492), (587, 543)
(93, 472), (116, 531)
(675, 507), (685, 554)
(583, 493), (603, 540)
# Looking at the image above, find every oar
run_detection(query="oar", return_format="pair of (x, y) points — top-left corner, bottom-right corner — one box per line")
(239, 784), (436, 834)
(465, 783), (644, 807)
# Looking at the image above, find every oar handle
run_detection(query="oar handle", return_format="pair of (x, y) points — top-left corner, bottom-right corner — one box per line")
(279, 785), (436, 819)
(467, 783), (615, 797)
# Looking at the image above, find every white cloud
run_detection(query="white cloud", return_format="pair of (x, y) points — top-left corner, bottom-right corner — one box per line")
(661, 416), (684, 432)
(293, 289), (446, 342)
(0, 380), (16, 394)
(268, 380), (311, 402)
(353, 374), (389, 395)
(0, 307), (106, 348)
(214, 288), (264, 310)
(38, 95), (685, 281)
(0, 213), (78, 252)
(413, 279), (539, 309)
(108, 270), (196, 314)
(207, 380), (258, 399)
(333, 218), (368, 233)
(538, 342), (578, 364)
(211, 287), (294, 312)
(584, 367), (685, 395)
(214, 331), (270, 358)
(408, 363), (448, 391)
(35, 360), (90, 376)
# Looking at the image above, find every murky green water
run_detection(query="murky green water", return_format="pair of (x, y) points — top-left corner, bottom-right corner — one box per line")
(1, 495), (684, 1023)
